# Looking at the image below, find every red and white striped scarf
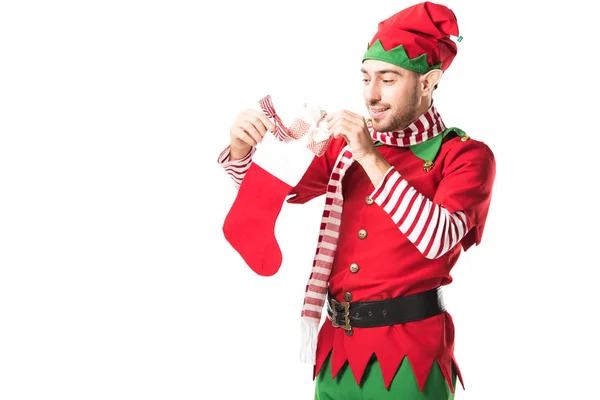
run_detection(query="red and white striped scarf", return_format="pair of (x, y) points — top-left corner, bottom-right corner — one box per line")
(299, 104), (447, 364)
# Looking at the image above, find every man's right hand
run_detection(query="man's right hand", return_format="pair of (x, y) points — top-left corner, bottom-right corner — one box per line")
(229, 109), (276, 160)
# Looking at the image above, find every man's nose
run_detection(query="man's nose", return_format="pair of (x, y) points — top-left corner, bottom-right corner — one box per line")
(364, 82), (381, 103)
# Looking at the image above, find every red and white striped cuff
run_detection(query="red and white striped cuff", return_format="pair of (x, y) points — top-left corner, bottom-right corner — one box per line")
(217, 146), (256, 189)
(370, 167), (470, 259)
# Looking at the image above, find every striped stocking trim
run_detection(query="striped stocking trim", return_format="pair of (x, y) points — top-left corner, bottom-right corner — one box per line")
(259, 95), (290, 141)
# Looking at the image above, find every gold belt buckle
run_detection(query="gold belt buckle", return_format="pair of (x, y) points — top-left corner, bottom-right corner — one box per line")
(330, 298), (351, 331)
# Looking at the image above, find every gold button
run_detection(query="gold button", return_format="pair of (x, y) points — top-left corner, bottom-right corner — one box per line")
(349, 263), (360, 273)
(365, 196), (374, 205)
(357, 229), (367, 240)
(345, 329), (354, 336)
(423, 160), (434, 172)
(343, 291), (352, 302)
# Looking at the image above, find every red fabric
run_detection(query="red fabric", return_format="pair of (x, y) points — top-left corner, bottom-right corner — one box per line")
(282, 137), (346, 205)
(433, 140), (496, 250)
(222, 163), (293, 276)
(287, 134), (495, 391)
(369, 1), (459, 71)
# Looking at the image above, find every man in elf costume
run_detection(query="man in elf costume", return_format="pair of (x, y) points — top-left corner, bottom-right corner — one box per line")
(218, 2), (495, 398)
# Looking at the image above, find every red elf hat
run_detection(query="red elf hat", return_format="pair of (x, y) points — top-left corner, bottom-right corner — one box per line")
(363, 1), (461, 73)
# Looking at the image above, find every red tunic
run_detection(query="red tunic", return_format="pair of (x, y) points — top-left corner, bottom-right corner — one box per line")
(286, 132), (496, 391)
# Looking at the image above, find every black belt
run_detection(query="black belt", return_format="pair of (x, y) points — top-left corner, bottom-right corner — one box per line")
(327, 287), (445, 331)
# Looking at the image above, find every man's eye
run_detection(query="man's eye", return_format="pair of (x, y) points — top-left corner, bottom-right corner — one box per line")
(382, 80), (394, 83)
(362, 79), (370, 83)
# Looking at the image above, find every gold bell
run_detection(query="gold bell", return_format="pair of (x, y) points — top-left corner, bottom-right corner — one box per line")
(460, 135), (470, 142)
(423, 160), (434, 172)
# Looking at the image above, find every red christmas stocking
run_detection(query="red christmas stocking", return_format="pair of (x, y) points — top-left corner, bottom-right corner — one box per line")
(222, 97), (330, 276)
(222, 162), (293, 276)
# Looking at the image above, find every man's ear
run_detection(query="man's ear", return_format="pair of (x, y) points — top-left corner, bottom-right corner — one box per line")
(421, 69), (443, 95)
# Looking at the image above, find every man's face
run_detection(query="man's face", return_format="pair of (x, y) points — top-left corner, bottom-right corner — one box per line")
(362, 59), (423, 132)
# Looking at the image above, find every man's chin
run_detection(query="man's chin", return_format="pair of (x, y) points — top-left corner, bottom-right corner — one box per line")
(371, 119), (391, 132)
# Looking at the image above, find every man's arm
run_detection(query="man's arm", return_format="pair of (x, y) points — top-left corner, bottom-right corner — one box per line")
(366, 139), (496, 258)
(324, 109), (495, 258)
(217, 107), (275, 188)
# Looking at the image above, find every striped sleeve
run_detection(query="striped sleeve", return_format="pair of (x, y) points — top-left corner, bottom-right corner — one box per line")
(369, 167), (470, 259)
(217, 146), (256, 189)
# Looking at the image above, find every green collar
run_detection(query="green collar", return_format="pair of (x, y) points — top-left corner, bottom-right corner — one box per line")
(374, 127), (469, 171)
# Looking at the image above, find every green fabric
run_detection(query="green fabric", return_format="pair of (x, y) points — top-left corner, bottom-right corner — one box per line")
(409, 127), (466, 162)
(315, 354), (456, 400)
(363, 39), (442, 74)
(408, 131), (446, 162)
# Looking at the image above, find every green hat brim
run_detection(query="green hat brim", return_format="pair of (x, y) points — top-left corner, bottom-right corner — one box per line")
(362, 39), (442, 74)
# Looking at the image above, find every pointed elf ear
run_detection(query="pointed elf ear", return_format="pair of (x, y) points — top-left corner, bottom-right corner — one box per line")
(421, 69), (443, 95)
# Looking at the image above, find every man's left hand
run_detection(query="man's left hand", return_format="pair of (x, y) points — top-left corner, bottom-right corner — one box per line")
(325, 110), (377, 163)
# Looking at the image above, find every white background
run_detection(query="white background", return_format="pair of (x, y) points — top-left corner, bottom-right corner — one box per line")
(1, 1), (598, 399)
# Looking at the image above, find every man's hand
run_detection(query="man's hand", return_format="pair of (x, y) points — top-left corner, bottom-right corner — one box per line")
(229, 109), (276, 160)
(325, 110), (377, 163)
(326, 110), (391, 186)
